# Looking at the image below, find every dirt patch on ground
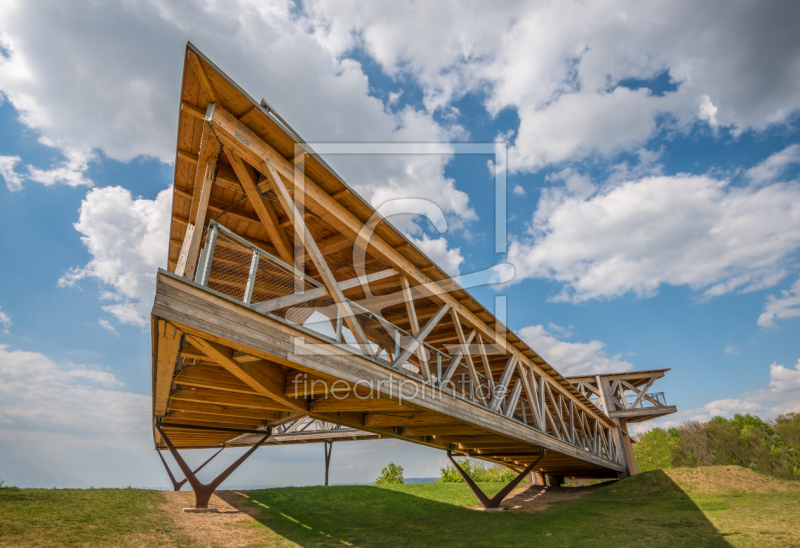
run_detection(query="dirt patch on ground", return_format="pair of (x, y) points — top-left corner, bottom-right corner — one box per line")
(664, 465), (800, 495)
(471, 484), (600, 513)
(160, 490), (266, 548)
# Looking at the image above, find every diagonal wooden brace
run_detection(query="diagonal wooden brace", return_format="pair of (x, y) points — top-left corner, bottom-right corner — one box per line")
(156, 424), (271, 508)
(446, 448), (545, 509)
(158, 446), (225, 492)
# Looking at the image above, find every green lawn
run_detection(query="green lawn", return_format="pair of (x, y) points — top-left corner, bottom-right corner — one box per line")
(0, 487), (193, 547)
(239, 469), (800, 548)
(1, 467), (798, 547)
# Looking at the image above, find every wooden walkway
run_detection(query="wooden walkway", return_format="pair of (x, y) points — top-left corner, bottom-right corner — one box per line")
(150, 44), (676, 496)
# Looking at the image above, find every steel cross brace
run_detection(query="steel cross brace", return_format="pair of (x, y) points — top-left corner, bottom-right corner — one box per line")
(158, 446), (224, 491)
(446, 448), (546, 509)
(156, 424), (272, 509)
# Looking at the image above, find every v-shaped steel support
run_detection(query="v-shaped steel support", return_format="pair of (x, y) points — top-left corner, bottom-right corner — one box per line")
(446, 448), (545, 509)
(158, 446), (224, 491)
(156, 424), (272, 508)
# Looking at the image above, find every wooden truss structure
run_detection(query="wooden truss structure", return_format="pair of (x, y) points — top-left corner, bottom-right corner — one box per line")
(150, 43), (676, 507)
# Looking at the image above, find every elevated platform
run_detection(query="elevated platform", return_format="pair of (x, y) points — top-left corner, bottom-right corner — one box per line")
(150, 43), (676, 506)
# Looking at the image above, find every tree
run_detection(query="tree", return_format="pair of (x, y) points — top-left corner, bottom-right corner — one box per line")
(633, 427), (679, 472)
(375, 462), (404, 485)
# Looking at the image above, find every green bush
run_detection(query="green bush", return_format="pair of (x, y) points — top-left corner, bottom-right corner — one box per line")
(438, 459), (519, 483)
(376, 462), (404, 485)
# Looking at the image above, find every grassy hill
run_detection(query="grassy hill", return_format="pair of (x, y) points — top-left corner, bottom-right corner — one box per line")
(1, 466), (798, 547)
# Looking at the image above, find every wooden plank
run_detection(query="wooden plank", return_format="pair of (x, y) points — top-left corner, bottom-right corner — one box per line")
(154, 320), (182, 417)
(187, 335), (308, 412)
(170, 389), (291, 410)
(311, 397), (415, 413)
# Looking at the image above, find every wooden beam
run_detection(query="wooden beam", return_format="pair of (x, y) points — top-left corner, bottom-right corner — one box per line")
(181, 102), (206, 120)
(252, 268), (397, 314)
(154, 320), (182, 417)
(186, 335), (307, 413)
(391, 304), (450, 373)
(202, 103), (613, 429)
(225, 147), (296, 267)
(263, 163), (375, 357)
(399, 277), (432, 380)
(180, 123), (219, 280)
(628, 376), (657, 410)
(440, 329), (476, 385)
(187, 50), (217, 103)
(450, 309), (486, 405)
(170, 389), (291, 411)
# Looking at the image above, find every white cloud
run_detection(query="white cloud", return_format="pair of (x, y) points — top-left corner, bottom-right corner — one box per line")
(661, 358), (800, 427)
(506, 174), (800, 302)
(306, 0), (800, 172)
(724, 345), (739, 356)
(0, 304), (10, 334)
(746, 144), (800, 185)
(517, 324), (634, 376)
(98, 319), (119, 335)
(0, 344), (157, 487)
(59, 186), (171, 328)
(758, 276), (800, 328)
(0, 155), (24, 191)
(512, 185), (525, 196)
(26, 143), (94, 188)
(408, 233), (464, 276)
(0, 0), (475, 231)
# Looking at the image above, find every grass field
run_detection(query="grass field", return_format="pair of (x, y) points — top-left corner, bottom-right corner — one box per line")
(1, 466), (798, 547)
(0, 487), (193, 547)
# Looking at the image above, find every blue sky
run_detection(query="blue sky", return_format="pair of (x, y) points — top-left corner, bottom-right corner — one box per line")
(1, 0), (799, 488)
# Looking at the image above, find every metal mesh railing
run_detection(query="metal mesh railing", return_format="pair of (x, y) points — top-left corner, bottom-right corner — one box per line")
(193, 221), (622, 465)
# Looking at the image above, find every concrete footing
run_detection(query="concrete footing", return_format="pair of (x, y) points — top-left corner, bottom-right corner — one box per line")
(183, 507), (219, 513)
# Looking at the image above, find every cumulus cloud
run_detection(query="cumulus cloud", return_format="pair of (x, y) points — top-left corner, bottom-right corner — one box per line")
(0, 344), (157, 487)
(758, 276), (800, 328)
(746, 144), (800, 185)
(506, 174), (800, 302)
(59, 186), (171, 328)
(306, 0), (800, 172)
(408, 233), (464, 276)
(0, 305), (10, 334)
(662, 358), (800, 426)
(517, 323), (634, 376)
(0, 155), (24, 191)
(0, 0), (475, 233)
(26, 143), (94, 188)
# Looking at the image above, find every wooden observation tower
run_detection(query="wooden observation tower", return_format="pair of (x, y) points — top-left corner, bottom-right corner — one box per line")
(150, 43), (677, 509)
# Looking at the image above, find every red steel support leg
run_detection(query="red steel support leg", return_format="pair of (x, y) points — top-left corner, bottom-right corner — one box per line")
(446, 449), (545, 509)
(158, 446), (225, 491)
(156, 424), (271, 508)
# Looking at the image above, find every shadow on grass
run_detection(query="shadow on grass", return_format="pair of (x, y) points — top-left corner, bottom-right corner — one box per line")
(228, 471), (733, 547)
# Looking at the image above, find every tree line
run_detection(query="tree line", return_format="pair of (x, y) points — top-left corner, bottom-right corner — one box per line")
(633, 412), (800, 480)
